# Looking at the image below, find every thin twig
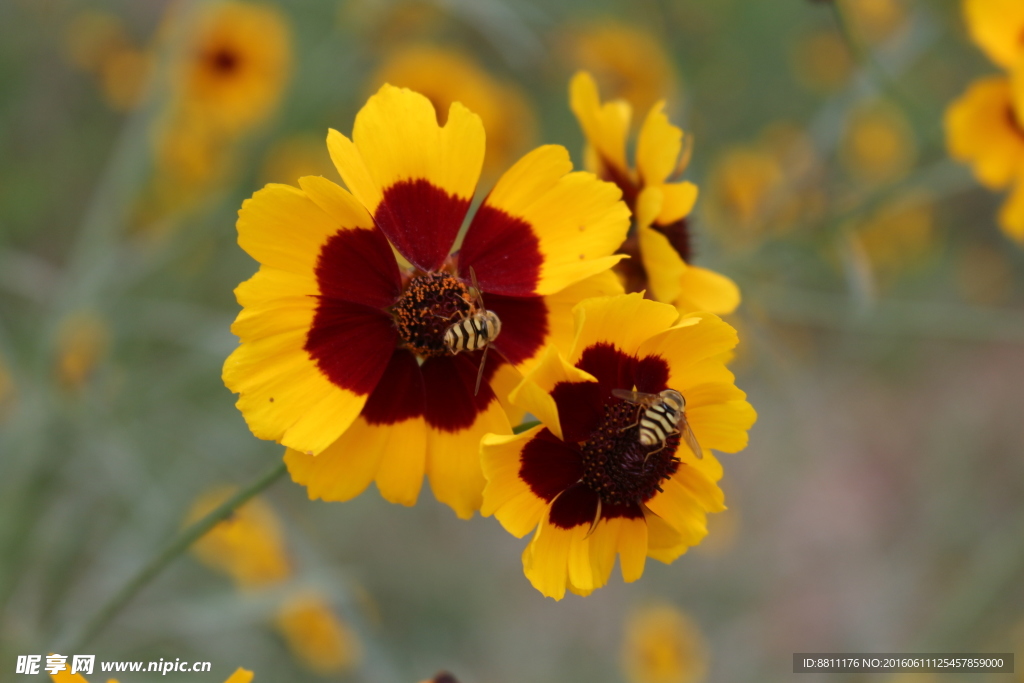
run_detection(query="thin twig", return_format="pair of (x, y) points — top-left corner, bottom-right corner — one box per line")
(67, 460), (288, 651)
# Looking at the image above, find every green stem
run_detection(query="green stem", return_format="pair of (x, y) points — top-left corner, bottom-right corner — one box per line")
(67, 461), (288, 651)
(513, 420), (542, 434)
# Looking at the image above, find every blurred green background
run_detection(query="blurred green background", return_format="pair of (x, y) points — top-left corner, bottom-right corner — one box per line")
(2, 0), (1024, 681)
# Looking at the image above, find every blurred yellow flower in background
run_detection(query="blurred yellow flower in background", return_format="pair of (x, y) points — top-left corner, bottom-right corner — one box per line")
(841, 101), (916, 186)
(791, 28), (853, 93)
(707, 147), (785, 239)
(854, 191), (935, 277)
(173, 1), (292, 136)
(962, 0), (1024, 69)
(64, 10), (130, 73)
(622, 603), (708, 683)
(186, 488), (292, 589)
(54, 313), (108, 393)
(261, 134), (339, 185)
(564, 22), (677, 118)
(570, 71), (740, 315)
(275, 591), (362, 674)
(370, 46), (535, 176)
(98, 47), (150, 111)
(845, 0), (911, 44)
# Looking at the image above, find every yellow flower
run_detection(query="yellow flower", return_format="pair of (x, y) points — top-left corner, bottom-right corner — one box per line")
(569, 71), (740, 315)
(261, 134), (339, 186)
(963, 0), (1024, 69)
(64, 10), (130, 74)
(54, 313), (108, 392)
(186, 488), (292, 589)
(854, 190), (935, 275)
(173, 1), (292, 135)
(370, 46), (535, 176)
(706, 147), (785, 239)
(481, 294), (756, 599)
(98, 47), (150, 112)
(622, 603), (708, 683)
(840, 101), (915, 185)
(564, 22), (677, 118)
(275, 591), (362, 674)
(227, 84), (628, 518)
(791, 29), (853, 92)
(846, 0), (911, 44)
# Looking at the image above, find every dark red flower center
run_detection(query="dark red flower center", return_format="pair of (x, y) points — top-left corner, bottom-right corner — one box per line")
(391, 271), (471, 357)
(578, 400), (680, 507)
(208, 47), (240, 75)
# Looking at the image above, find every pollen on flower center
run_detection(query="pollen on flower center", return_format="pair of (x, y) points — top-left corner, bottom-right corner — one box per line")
(391, 271), (472, 357)
(579, 401), (680, 507)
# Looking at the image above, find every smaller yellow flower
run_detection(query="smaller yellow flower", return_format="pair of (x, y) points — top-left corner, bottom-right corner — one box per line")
(370, 46), (535, 176)
(963, 0), (1024, 69)
(275, 591), (362, 674)
(570, 71), (740, 315)
(791, 29), (853, 92)
(173, 1), (292, 135)
(564, 22), (677, 118)
(64, 10), (130, 74)
(854, 190), (935, 276)
(846, 0), (911, 44)
(840, 101), (916, 186)
(54, 313), (108, 392)
(186, 488), (292, 589)
(622, 603), (708, 683)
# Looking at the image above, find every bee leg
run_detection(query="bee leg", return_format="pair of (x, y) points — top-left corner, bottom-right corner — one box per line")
(643, 441), (667, 466)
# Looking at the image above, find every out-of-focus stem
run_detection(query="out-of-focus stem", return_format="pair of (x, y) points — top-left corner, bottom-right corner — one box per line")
(67, 460), (287, 651)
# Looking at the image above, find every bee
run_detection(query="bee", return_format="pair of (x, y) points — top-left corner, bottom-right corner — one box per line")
(443, 267), (502, 395)
(611, 388), (703, 460)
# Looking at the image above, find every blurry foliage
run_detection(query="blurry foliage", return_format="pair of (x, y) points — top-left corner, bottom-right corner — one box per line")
(1, 0), (1023, 682)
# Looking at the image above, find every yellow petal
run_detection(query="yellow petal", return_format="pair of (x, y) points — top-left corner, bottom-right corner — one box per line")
(480, 427), (549, 537)
(656, 181), (699, 225)
(636, 100), (683, 187)
(998, 177), (1024, 243)
(284, 418), (386, 503)
(570, 293), (679, 364)
(963, 0), (1024, 69)
(508, 344), (597, 441)
(637, 220), (686, 305)
(569, 70), (631, 177)
(674, 265), (742, 315)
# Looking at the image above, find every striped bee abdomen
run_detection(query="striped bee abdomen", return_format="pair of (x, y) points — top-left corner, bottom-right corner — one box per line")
(638, 401), (681, 446)
(443, 310), (501, 354)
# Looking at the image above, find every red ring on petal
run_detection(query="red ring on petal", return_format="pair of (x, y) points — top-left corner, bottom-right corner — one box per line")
(374, 179), (470, 272)
(519, 428), (584, 503)
(421, 353), (500, 432)
(361, 348), (426, 425)
(314, 226), (402, 308)
(548, 483), (599, 530)
(304, 301), (397, 395)
(458, 204), (543, 296)
(484, 292), (548, 366)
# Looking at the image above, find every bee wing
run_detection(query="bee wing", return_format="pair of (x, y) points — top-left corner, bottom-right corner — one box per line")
(611, 388), (659, 405)
(474, 341), (490, 396)
(679, 416), (703, 460)
(469, 266), (485, 310)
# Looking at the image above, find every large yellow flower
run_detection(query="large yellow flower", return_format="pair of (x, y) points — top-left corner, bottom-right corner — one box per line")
(481, 294), (756, 599)
(946, 76), (1024, 242)
(963, 0), (1024, 69)
(570, 71), (740, 315)
(370, 46), (535, 177)
(225, 84), (629, 519)
(173, 1), (291, 135)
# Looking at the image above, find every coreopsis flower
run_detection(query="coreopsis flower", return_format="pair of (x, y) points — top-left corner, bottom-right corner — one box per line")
(225, 84), (629, 518)
(622, 604), (708, 683)
(186, 489), (291, 589)
(371, 46), (535, 177)
(946, 76), (1024, 243)
(480, 294), (756, 599)
(276, 591), (362, 674)
(962, 0), (1024, 70)
(570, 72), (740, 315)
(172, 1), (291, 136)
(840, 101), (916, 186)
